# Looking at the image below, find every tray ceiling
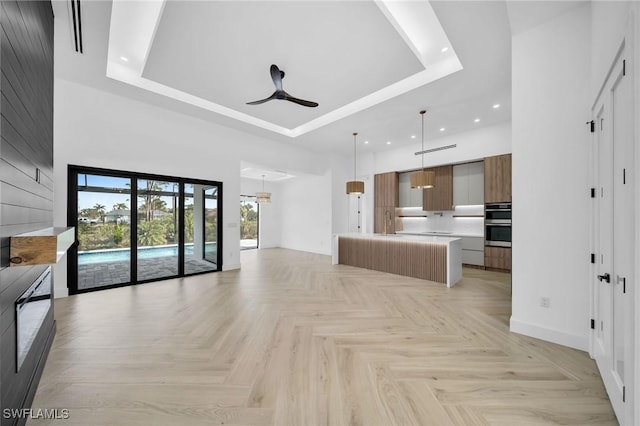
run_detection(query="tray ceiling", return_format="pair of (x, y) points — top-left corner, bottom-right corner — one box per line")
(106, 0), (462, 137)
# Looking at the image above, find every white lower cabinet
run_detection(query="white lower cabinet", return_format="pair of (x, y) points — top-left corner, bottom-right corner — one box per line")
(460, 236), (484, 266)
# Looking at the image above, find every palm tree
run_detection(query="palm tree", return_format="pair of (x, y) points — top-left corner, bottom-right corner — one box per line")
(137, 220), (166, 246)
(240, 203), (257, 239)
(93, 203), (106, 222)
(140, 180), (168, 221)
(184, 205), (194, 243)
(112, 202), (128, 211)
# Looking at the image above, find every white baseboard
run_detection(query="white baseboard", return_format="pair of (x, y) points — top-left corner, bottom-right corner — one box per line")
(54, 288), (69, 299)
(279, 244), (331, 256)
(258, 243), (279, 249)
(222, 263), (241, 271)
(510, 317), (589, 352)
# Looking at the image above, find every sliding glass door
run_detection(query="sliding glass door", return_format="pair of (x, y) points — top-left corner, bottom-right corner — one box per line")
(203, 186), (218, 263)
(75, 173), (131, 291)
(68, 166), (222, 294)
(137, 179), (180, 281)
(183, 184), (218, 275)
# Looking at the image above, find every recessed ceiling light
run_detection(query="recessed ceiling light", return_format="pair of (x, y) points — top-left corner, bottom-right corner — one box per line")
(364, 140), (369, 144)
(493, 104), (500, 109)
(386, 141), (391, 145)
(440, 127), (445, 132)
(474, 118), (481, 123)
(441, 47), (449, 53)
(120, 56), (129, 62)
(410, 135), (416, 139)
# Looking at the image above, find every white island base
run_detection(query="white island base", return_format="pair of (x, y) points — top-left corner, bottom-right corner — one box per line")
(332, 233), (462, 287)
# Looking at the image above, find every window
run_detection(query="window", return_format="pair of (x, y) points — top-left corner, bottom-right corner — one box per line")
(68, 166), (223, 294)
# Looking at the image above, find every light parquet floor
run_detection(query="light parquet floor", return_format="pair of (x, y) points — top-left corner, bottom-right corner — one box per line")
(28, 248), (616, 426)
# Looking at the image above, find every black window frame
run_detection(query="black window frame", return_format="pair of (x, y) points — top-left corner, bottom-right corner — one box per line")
(67, 164), (223, 295)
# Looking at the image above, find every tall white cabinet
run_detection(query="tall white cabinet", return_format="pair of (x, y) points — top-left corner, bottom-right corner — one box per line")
(398, 172), (423, 208)
(453, 161), (484, 206)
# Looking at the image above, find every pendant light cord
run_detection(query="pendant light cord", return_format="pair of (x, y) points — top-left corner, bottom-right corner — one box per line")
(420, 110), (426, 170)
(353, 132), (358, 181)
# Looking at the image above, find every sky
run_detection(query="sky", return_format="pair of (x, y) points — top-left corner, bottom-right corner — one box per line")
(76, 174), (217, 212)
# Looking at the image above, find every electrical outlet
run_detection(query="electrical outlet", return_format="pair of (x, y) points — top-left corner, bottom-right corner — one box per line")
(540, 297), (551, 308)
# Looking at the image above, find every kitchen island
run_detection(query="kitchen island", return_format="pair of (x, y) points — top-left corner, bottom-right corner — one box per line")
(332, 233), (462, 287)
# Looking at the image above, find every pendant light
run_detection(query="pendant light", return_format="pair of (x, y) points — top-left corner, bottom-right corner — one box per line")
(346, 132), (365, 194)
(410, 110), (435, 189)
(256, 174), (271, 203)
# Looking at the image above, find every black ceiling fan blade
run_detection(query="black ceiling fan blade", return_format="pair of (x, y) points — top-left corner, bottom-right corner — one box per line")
(247, 65), (317, 108)
(246, 91), (277, 105)
(270, 64), (283, 91)
(284, 92), (318, 108)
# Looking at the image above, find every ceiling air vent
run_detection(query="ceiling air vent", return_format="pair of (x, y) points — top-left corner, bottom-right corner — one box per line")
(69, 0), (83, 53)
(415, 144), (457, 156)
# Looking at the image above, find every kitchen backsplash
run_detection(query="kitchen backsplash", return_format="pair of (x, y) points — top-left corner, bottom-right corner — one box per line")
(396, 205), (484, 236)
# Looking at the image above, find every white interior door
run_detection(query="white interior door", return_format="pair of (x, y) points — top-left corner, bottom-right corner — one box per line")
(594, 102), (612, 364)
(592, 49), (633, 424)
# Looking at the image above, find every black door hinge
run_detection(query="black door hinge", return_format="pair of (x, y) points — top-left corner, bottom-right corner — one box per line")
(623, 59), (626, 76)
(590, 318), (595, 329)
(623, 386), (625, 402)
(590, 188), (596, 198)
(586, 120), (595, 133)
(590, 253), (595, 264)
(623, 168), (626, 184)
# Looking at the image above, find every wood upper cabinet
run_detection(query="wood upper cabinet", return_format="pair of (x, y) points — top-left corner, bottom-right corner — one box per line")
(484, 154), (512, 203)
(423, 165), (453, 211)
(374, 172), (398, 207)
(374, 172), (398, 233)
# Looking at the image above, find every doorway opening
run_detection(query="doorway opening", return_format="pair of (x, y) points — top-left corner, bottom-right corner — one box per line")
(240, 195), (259, 250)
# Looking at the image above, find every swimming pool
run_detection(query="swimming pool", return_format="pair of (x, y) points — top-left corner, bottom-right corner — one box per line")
(78, 243), (216, 265)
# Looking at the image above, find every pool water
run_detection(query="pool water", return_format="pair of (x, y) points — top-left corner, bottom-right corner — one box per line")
(78, 244), (216, 265)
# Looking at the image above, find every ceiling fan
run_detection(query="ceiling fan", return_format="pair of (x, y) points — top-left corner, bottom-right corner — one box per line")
(246, 64), (319, 108)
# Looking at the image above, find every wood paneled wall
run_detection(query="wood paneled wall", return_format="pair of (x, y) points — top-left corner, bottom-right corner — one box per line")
(373, 172), (398, 234)
(0, 1), (55, 423)
(338, 236), (447, 284)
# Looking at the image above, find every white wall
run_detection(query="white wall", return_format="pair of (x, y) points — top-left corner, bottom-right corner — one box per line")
(53, 78), (328, 297)
(357, 152), (376, 234)
(634, 7), (640, 425)
(240, 178), (282, 248)
(371, 121), (512, 174)
(591, 1), (633, 99)
(511, 4), (591, 350)
(279, 169), (333, 255)
(329, 156), (352, 236)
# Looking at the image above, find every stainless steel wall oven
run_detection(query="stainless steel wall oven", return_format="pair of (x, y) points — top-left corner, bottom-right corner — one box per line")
(485, 203), (512, 247)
